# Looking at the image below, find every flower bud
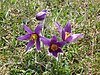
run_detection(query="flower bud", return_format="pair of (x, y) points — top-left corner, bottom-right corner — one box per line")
(36, 10), (47, 21)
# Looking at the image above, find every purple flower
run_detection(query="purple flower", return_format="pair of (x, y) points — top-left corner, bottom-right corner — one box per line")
(17, 24), (42, 51)
(41, 36), (66, 58)
(55, 21), (83, 43)
(36, 9), (47, 21)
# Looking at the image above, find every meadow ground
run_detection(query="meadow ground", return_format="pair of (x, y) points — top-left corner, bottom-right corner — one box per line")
(0, 0), (100, 75)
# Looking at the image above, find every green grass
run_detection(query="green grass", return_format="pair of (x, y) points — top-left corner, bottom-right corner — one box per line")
(0, 0), (100, 75)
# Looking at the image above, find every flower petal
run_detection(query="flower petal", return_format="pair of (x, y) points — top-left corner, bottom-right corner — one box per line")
(34, 23), (42, 34)
(55, 22), (62, 36)
(49, 48), (58, 57)
(36, 39), (40, 51)
(52, 52), (58, 57)
(17, 34), (31, 40)
(23, 25), (33, 33)
(56, 48), (63, 53)
(26, 40), (34, 51)
(40, 36), (50, 46)
(65, 34), (83, 42)
(62, 29), (65, 41)
(51, 36), (57, 43)
(48, 48), (63, 57)
(36, 10), (47, 21)
(64, 21), (71, 33)
(57, 41), (66, 48)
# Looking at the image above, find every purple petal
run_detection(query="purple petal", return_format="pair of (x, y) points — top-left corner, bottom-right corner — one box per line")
(57, 41), (66, 48)
(62, 29), (65, 41)
(52, 52), (58, 57)
(17, 34), (31, 40)
(40, 36), (50, 46)
(64, 21), (71, 33)
(23, 25), (33, 33)
(49, 48), (58, 57)
(48, 48), (63, 57)
(36, 39), (40, 51)
(57, 48), (63, 53)
(34, 24), (42, 34)
(26, 40), (34, 51)
(55, 22), (62, 36)
(65, 34), (83, 42)
(51, 36), (57, 43)
(36, 10), (47, 21)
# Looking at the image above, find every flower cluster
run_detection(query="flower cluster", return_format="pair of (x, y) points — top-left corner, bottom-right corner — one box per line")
(17, 9), (83, 59)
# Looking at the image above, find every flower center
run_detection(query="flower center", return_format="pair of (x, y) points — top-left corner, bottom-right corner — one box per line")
(50, 44), (58, 51)
(65, 32), (71, 40)
(30, 33), (38, 41)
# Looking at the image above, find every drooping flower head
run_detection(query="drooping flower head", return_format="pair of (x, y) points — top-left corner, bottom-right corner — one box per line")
(17, 24), (42, 51)
(41, 36), (66, 58)
(36, 9), (47, 21)
(55, 21), (83, 43)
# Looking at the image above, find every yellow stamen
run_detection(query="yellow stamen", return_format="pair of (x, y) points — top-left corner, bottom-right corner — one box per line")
(30, 34), (38, 41)
(50, 44), (58, 51)
(65, 32), (71, 40)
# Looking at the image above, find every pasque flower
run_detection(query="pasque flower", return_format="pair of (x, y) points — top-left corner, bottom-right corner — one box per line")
(41, 36), (66, 58)
(55, 21), (83, 43)
(36, 9), (47, 21)
(17, 24), (42, 51)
